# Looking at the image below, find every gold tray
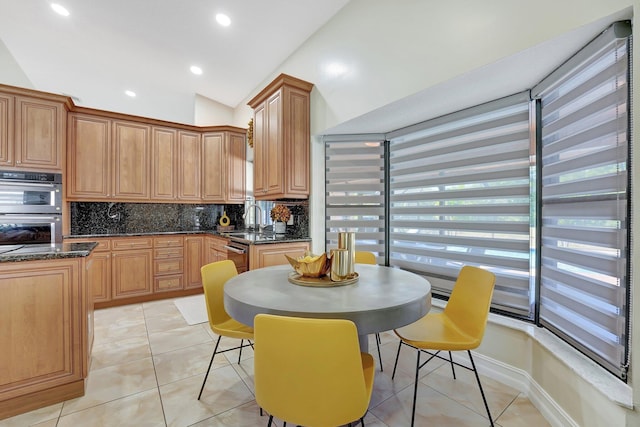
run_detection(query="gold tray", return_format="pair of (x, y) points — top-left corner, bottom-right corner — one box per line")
(288, 271), (359, 287)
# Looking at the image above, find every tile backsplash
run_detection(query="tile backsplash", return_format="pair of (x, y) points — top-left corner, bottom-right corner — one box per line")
(69, 202), (308, 236)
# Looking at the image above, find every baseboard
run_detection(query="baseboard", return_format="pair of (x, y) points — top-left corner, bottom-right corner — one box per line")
(455, 351), (579, 427)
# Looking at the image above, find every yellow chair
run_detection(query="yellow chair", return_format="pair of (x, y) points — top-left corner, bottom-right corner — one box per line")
(254, 314), (375, 427)
(198, 260), (254, 400)
(391, 265), (496, 427)
(354, 251), (384, 372)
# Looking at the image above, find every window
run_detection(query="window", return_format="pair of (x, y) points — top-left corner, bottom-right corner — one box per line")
(325, 137), (386, 258)
(323, 20), (631, 380)
(387, 93), (533, 316)
(533, 21), (631, 379)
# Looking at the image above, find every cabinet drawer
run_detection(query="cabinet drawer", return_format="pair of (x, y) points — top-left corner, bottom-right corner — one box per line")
(111, 237), (153, 250)
(154, 258), (184, 275)
(153, 236), (184, 248)
(66, 238), (111, 251)
(154, 247), (184, 259)
(154, 274), (183, 292)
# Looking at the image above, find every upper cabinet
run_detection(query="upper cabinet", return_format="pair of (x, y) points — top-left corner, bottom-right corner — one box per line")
(0, 90), (67, 173)
(67, 115), (151, 201)
(202, 130), (246, 203)
(248, 74), (313, 200)
(67, 107), (246, 203)
(67, 113), (111, 198)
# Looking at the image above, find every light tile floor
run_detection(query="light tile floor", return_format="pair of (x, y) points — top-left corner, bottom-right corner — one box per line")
(1, 298), (551, 427)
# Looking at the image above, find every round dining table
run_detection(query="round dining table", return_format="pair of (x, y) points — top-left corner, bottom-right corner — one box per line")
(223, 263), (432, 351)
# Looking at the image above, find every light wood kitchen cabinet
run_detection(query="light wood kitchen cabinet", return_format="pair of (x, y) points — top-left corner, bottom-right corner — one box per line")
(249, 241), (310, 270)
(151, 126), (177, 200)
(0, 94), (13, 166)
(153, 235), (184, 292)
(184, 235), (205, 289)
(68, 116), (151, 201)
(201, 133), (224, 201)
(67, 114), (111, 198)
(178, 130), (202, 201)
(202, 130), (246, 203)
(206, 235), (230, 264)
(0, 257), (92, 419)
(248, 74), (312, 200)
(111, 237), (153, 299)
(70, 238), (112, 304)
(112, 120), (151, 200)
(0, 91), (66, 172)
(226, 131), (247, 203)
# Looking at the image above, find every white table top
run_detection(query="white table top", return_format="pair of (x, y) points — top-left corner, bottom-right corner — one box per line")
(224, 264), (432, 336)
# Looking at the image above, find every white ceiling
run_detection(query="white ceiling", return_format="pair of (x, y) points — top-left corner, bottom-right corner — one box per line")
(0, 0), (349, 122)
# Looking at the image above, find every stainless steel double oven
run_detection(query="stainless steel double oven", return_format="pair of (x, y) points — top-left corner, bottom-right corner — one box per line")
(0, 170), (62, 246)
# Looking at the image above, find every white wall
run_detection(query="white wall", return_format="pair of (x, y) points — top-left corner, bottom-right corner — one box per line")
(193, 94), (235, 127)
(0, 38), (32, 89)
(234, 1), (640, 425)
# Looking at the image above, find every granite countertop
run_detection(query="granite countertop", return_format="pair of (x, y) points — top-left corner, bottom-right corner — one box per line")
(0, 242), (98, 263)
(64, 229), (311, 245)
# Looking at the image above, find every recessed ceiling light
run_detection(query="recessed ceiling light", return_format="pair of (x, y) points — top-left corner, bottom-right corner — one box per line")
(216, 13), (231, 27)
(51, 3), (70, 16)
(125, 90), (136, 98)
(190, 65), (203, 75)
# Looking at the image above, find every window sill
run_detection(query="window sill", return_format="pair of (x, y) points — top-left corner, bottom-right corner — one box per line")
(430, 299), (633, 409)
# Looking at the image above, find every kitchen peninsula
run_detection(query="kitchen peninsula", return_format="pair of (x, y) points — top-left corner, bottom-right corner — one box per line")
(0, 242), (97, 420)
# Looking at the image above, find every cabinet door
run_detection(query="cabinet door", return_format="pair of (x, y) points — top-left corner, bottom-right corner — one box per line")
(89, 251), (112, 303)
(151, 126), (177, 200)
(14, 96), (64, 172)
(0, 94), (13, 166)
(184, 236), (204, 289)
(67, 114), (111, 199)
(0, 260), (83, 393)
(178, 130), (201, 200)
(264, 90), (283, 196)
(249, 242), (309, 270)
(286, 87), (311, 196)
(112, 120), (150, 200)
(112, 249), (153, 298)
(253, 103), (267, 196)
(226, 132), (246, 203)
(201, 133), (224, 201)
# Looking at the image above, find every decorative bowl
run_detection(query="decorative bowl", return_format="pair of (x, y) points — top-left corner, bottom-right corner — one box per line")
(284, 252), (330, 278)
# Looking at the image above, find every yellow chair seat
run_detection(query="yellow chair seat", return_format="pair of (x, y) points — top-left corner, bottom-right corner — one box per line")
(394, 312), (482, 351)
(211, 318), (254, 340)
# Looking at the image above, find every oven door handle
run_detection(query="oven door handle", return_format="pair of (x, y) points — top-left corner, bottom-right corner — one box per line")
(224, 245), (246, 254)
(0, 179), (58, 188)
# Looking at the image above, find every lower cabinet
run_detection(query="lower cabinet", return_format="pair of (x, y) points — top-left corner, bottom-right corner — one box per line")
(111, 237), (153, 299)
(64, 234), (311, 307)
(250, 241), (310, 270)
(184, 235), (205, 289)
(0, 257), (92, 419)
(153, 235), (184, 292)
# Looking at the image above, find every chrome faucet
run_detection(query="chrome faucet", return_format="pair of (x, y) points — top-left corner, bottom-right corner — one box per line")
(243, 204), (264, 232)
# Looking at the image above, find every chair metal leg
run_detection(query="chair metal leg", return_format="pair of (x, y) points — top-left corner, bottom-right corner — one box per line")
(361, 418), (365, 426)
(375, 335), (384, 372)
(410, 349), (421, 427)
(391, 339), (403, 379)
(198, 335), (222, 400)
(467, 350), (494, 427)
(267, 415), (273, 426)
(448, 351), (456, 379)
